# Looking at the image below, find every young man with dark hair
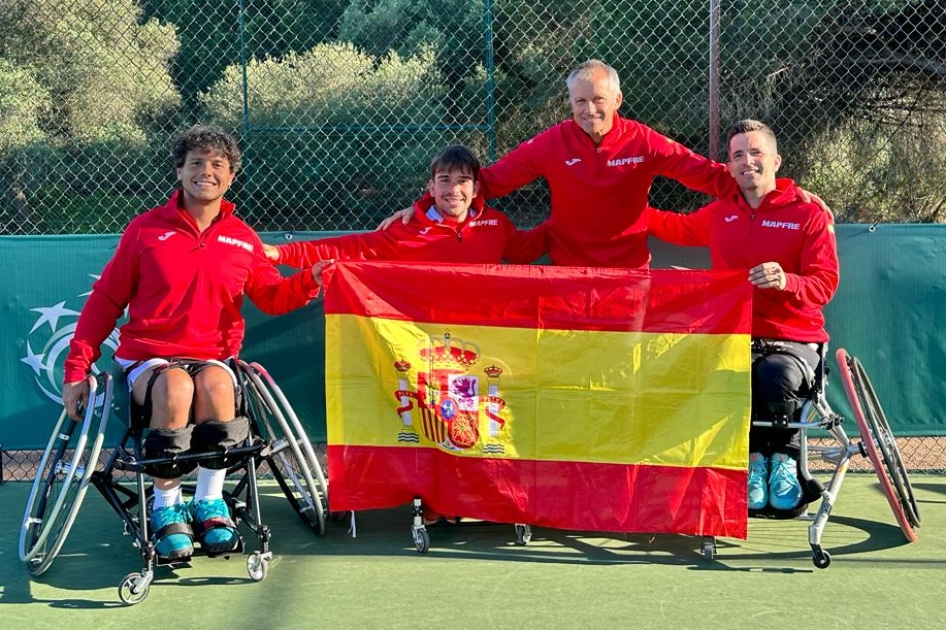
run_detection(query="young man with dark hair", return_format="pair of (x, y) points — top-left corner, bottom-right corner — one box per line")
(63, 124), (328, 561)
(266, 144), (546, 269)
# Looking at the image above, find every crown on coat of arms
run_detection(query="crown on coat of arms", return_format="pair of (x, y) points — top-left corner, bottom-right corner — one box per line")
(484, 364), (503, 378)
(394, 359), (411, 372)
(419, 332), (480, 368)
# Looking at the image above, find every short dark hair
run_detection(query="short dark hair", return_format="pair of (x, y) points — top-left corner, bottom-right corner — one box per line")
(429, 145), (481, 181)
(726, 119), (777, 154)
(172, 124), (242, 173)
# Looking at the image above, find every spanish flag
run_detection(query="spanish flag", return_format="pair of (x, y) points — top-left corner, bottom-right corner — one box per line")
(324, 262), (752, 538)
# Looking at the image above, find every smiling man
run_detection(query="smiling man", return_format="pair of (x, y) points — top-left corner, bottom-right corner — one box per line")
(62, 124), (326, 563)
(266, 145), (547, 270)
(648, 119), (840, 517)
(380, 59), (742, 269)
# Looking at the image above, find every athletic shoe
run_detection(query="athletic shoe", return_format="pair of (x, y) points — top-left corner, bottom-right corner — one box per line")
(769, 452), (803, 511)
(150, 503), (194, 562)
(748, 452), (769, 511)
(192, 498), (240, 554)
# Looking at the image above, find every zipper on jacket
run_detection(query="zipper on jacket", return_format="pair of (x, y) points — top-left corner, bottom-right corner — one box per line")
(455, 227), (462, 242)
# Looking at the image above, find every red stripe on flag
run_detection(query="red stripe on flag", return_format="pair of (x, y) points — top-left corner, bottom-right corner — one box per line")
(327, 445), (748, 538)
(323, 262), (751, 335)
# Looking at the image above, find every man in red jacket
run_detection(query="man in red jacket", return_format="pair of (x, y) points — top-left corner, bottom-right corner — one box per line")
(649, 119), (840, 515)
(379, 59), (740, 268)
(266, 144), (547, 271)
(265, 144), (545, 525)
(62, 125), (327, 562)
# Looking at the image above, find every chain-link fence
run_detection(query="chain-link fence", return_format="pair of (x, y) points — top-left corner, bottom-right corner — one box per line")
(2, 0), (945, 477)
(3, 0), (946, 236)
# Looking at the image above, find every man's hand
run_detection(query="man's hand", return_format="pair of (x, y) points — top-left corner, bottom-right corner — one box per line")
(310, 259), (335, 286)
(797, 189), (834, 220)
(62, 380), (90, 421)
(749, 262), (787, 290)
(375, 207), (412, 231)
(263, 243), (279, 262)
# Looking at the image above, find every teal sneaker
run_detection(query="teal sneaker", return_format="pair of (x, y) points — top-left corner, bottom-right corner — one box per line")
(150, 503), (194, 562)
(192, 498), (240, 555)
(748, 452), (769, 511)
(769, 452), (802, 511)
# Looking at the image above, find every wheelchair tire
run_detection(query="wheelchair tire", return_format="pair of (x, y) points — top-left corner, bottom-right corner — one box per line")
(19, 373), (111, 575)
(237, 361), (327, 535)
(413, 527), (430, 554)
(836, 349), (920, 542)
(246, 551), (269, 581)
(118, 571), (151, 605)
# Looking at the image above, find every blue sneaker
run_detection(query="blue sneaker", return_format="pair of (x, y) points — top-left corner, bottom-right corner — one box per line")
(769, 452), (803, 511)
(150, 503), (194, 562)
(192, 498), (240, 555)
(748, 452), (769, 511)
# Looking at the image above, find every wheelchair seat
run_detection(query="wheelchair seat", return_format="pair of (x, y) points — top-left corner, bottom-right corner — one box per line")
(737, 346), (921, 568)
(18, 358), (327, 605)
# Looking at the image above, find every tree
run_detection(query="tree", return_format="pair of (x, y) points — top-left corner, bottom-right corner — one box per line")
(202, 42), (448, 230)
(0, 0), (180, 233)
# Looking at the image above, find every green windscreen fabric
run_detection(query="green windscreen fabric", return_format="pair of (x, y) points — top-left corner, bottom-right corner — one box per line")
(2, 225), (944, 450)
(651, 224), (946, 437)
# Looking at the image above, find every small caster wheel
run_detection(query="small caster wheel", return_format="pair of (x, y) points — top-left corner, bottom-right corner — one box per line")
(247, 551), (270, 581)
(812, 549), (831, 569)
(118, 571), (151, 606)
(413, 527), (430, 553)
(514, 524), (532, 546)
(701, 536), (716, 561)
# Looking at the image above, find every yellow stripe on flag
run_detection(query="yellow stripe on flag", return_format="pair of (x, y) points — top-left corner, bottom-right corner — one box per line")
(326, 314), (750, 470)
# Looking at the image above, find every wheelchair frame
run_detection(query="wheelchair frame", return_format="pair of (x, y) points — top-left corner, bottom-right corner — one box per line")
(701, 347), (920, 568)
(18, 360), (328, 605)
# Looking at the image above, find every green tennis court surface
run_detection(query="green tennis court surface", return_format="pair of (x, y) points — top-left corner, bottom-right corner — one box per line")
(2, 475), (944, 630)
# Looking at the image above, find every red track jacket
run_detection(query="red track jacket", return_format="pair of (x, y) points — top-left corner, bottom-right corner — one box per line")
(648, 179), (839, 342)
(64, 191), (320, 383)
(478, 115), (735, 268)
(274, 197), (547, 268)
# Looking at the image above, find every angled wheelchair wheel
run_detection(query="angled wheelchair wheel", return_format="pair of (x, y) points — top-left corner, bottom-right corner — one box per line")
(19, 373), (111, 575)
(836, 349), (920, 541)
(237, 361), (327, 535)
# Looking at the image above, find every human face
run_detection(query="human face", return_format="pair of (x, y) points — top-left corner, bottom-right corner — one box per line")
(427, 168), (478, 221)
(728, 131), (781, 197)
(568, 70), (623, 144)
(176, 149), (235, 206)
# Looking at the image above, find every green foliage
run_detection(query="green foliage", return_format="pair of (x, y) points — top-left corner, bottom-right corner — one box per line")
(0, 59), (50, 152)
(0, 0), (180, 146)
(0, 0), (181, 234)
(202, 42), (454, 230)
(800, 111), (946, 223)
(144, 0), (349, 117)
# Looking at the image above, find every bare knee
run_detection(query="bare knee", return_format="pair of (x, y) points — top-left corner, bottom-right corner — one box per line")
(134, 368), (195, 430)
(193, 365), (236, 422)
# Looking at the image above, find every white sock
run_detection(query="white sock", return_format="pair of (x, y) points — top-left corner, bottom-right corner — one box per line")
(195, 466), (226, 502)
(152, 483), (183, 510)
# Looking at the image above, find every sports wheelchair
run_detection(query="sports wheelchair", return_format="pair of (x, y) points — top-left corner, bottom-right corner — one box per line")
(700, 347), (920, 567)
(18, 359), (327, 605)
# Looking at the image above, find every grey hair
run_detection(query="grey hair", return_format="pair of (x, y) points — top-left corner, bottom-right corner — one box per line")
(566, 59), (621, 94)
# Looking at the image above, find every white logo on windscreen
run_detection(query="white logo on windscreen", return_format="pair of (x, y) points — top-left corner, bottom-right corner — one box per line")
(20, 276), (120, 404)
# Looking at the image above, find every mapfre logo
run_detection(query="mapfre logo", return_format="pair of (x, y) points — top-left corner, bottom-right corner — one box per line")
(760, 220), (801, 230)
(20, 276), (120, 404)
(607, 156), (645, 167)
(217, 235), (254, 252)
